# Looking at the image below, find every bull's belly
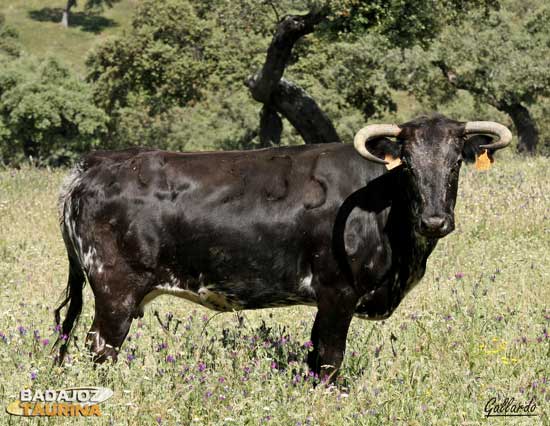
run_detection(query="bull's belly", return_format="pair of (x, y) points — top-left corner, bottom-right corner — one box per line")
(139, 273), (318, 314)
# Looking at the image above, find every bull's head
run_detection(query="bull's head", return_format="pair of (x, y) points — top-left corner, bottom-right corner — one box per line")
(354, 115), (512, 238)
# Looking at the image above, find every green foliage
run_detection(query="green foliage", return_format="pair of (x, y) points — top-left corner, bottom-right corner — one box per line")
(86, 0), (284, 149)
(87, 0), (213, 115)
(427, 1), (550, 105)
(385, 0), (550, 153)
(0, 13), (21, 58)
(322, 0), (498, 47)
(69, 0), (121, 12)
(0, 56), (108, 166)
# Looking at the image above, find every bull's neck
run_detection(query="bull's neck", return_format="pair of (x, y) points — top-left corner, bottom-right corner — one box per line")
(389, 183), (439, 271)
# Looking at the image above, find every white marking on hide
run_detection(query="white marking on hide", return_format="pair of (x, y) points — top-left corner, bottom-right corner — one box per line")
(83, 246), (97, 271)
(139, 282), (243, 313)
(298, 271), (316, 299)
(198, 286), (242, 311)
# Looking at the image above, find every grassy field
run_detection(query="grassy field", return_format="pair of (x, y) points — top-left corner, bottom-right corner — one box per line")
(0, 0), (135, 74)
(0, 153), (548, 425)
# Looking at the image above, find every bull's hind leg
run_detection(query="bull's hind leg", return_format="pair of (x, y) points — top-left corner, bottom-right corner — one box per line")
(86, 263), (152, 363)
(307, 286), (356, 382)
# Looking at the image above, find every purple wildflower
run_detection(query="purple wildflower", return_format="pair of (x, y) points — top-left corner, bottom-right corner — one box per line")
(30, 371), (37, 380)
(33, 330), (40, 340)
(18, 326), (27, 335)
(166, 354), (175, 363)
(41, 338), (49, 346)
(303, 340), (313, 349)
(54, 324), (61, 332)
(127, 353), (136, 362)
(455, 272), (464, 279)
(197, 362), (206, 372)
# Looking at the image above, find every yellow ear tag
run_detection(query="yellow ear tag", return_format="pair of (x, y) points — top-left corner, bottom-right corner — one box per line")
(384, 154), (402, 170)
(475, 150), (492, 171)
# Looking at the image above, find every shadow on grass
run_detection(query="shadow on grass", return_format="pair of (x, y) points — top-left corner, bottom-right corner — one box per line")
(28, 8), (117, 33)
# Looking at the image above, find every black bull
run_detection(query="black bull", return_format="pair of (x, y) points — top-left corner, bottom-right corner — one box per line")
(54, 115), (511, 380)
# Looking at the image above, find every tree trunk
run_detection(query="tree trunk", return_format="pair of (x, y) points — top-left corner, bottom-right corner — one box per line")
(259, 104), (282, 147)
(23, 139), (37, 163)
(61, 0), (76, 28)
(246, 8), (341, 145)
(499, 102), (538, 155)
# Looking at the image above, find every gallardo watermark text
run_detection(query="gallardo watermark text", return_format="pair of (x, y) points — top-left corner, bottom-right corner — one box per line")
(484, 396), (539, 418)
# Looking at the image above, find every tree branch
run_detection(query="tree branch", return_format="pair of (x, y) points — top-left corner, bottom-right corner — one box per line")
(247, 10), (327, 103)
(433, 60), (538, 154)
(246, 7), (341, 145)
(432, 60), (498, 106)
(271, 79), (340, 144)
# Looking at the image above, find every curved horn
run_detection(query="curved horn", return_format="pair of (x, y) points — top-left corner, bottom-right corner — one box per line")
(353, 124), (402, 164)
(464, 121), (513, 150)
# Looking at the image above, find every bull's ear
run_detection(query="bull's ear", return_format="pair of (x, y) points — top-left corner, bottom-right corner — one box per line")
(474, 149), (494, 171)
(366, 137), (402, 170)
(462, 135), (495, 170)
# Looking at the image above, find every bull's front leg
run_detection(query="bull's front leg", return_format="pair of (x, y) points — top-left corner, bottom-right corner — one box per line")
(307, 285), (357, 382)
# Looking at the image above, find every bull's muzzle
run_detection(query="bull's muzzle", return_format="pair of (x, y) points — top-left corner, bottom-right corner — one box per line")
(419, 215), (454, 238)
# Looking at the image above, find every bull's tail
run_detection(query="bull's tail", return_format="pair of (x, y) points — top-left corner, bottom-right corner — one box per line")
(53, 255), (85, 364)
(54, 163), (86, 364)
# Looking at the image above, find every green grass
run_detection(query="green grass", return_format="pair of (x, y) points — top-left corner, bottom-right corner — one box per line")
(0, 0), (135, 75)
(0, 155), (548, 425)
